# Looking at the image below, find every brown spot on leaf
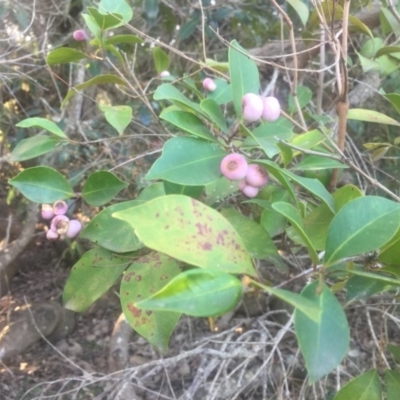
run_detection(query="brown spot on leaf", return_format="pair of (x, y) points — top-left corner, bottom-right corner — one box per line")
(135, 275), (142, 281)
(165, 225), (170, 230)
(127, 303), (142, 318)
(160, 274), (169, 280)
(145, 310), (153, 316)
(123, 271), (135, 282)
(201, 242), (212, 251)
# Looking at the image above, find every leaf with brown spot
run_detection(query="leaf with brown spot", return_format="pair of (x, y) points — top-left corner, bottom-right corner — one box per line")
(120, 252), (181, 352)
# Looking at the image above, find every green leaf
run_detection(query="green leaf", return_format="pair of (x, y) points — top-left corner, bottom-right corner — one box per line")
(289, 129), (326, 151)
(113, 195), (255, 276)
(153, 47), (170, 73)
(288, 85), (312, 114)
(9, 166), (74, 203)
(334, 184), (364, 211)
(99, 0), (133, 23)
(272, 202), (319, 265)
(120, 252), (181, 352)
(294, 155), (348, 171)
(333, 370), (381, 400)
(386, 370), (400, 400)
(16, 117), (67, 139)
(384, 93), (400, 116)
(205, 177), (239, 206)
(229, 40), (260, 119)
(221, 208), (286, 270)
(347, 269), (400, 287)
(137, 182), (166, 201)
(347, 108), (400, 127)
(10, 135), (59, 162)
(83, 171), (128, 206)
(380, 227), (400, 266)
(324, 196), (400, 267)
(164, 181), (203, 198)
(87, 7), (122, 30)
(136, 268), (243, 317)
(160, 109), (217, 142)
(207, 79), (232, 105)
(286, 0), (309, 26)
(303, 203), (334, 250)
(145, 137), (226, 185)
(63, 247), (129, 312)
(98, 104), (132, 135)
(200, 99), (228, 133)
(81, 200), (143, 252)
(154, 83), (205, 116)
(62, 74), (127, 107)
(295, 281), (349, 384)
(387, 344), (400, 364)
(46, 48), (88, 66)
(82, 13), (101, 40)
(346, 274), (392, 303)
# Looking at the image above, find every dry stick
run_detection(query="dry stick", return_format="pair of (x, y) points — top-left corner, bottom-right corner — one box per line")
(271, 0), (307, 131)
(329, 0), (350, 191)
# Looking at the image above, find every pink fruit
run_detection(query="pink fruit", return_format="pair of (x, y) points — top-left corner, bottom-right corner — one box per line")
(53, 200), (68, 215)
(159, 70), (170, 78)
(245, 164), (269, 187)
(46, 229), (59, 241)
(242, 93), (264, 122)
(50, 215), (70, 235)
(66, 220), (82, 239)
(220, 153), (249, 181)
(241, 184), (259, 198)
(41, 204), (54, 220)
(261, 96), (281, 122)
(203, 77), (217, 92)
(73, 29), (87, 41)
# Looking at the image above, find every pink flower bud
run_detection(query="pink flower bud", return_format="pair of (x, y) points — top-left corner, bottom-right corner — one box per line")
(159, 70), (170, 78)
(41, 204), (54, 220)
(53, 200), (68, 215)
(240, 184), (259, 198)
(50, 215), (70, 235)
(46, 229), (59, 241)
(203, 77), (217, 92)
(66, 220), (82, 239)
(73, 30), (87, 41)
(245, 164), (269, 188)
(220, 153), (249, 181)
(261, 96), (281, 122)
(242, 93), (264, 122)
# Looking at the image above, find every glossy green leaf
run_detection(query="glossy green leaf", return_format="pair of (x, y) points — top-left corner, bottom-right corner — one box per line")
(380, 228), (400, 266)
(99, 104), (132, 135)
(87, 7), (122, 30)
(289, 129), (326, 151)
(81, 200), (143, 252)
(205, 177), (239, 206)
(145, 137), (226, 185)
(83, 171), (128, 206)
(387, 344), (400, 363)
(164, 181), (203, 198)
(47, 48), (88, 66)
(229, 40), (260, 119)
(82, 13), (101, 40)
(207, 79), (232, 105)
(286, 0), (309, 26)
(347, 108), (400, 127)
(295, 281), (349, 384)
(346, 274), (392, 303)
(324, 196), (400, 267)
(381, 7), (400, 35)
(154, 83), (204, 116)
(294, 155), (348, 171)
(200, 98), (228, 133)
(272, 202), (319, 265)
(384, 93), (400, 116)
(221, 208), (286, 270)
(113, 195), (255, 276)
(160, 109), (217, 142)
(386, 370), (400, 400)
(9, 166), (74, 203)
(62, 75), (127, 107)
(136, 268), (243, 317)
(63, 247), (129, 312)
(99, 0), (133, 22)
(333, 370), (381, 400)
(10, 135), (59, 161)
(347, 269), (400, 286)
(153, 47), (170, 73)
(333, 184), (363, 211)
(248, 120), (293, 158)
(120, 252), (181, 352)
(16, 117), (67, 139)
(137, 182), (166, 201)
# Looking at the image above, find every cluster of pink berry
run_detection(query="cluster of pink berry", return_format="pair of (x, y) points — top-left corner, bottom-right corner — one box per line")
(41, 201), (82, 241)
(220, 154), (268, 198)
(242, 93), (280, 122)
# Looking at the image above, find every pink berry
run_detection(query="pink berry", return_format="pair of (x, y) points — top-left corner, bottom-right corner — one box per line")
(242, 93), (264, 122)
(73, 30), (87, 41)
(241, 185), (259, 198)
(220, 153), (249, 181)
(245, 164), (269, 188)
(66, 220), (82, 239)
(46, 229), (59, 241)
(203, 77), (217, 92)
(159, 70), (170, 78)
(53, 200), (68, 215)
(50, 215), (70, 235)
(261, 96), (281, 122)
(41, 204), (54, 220)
